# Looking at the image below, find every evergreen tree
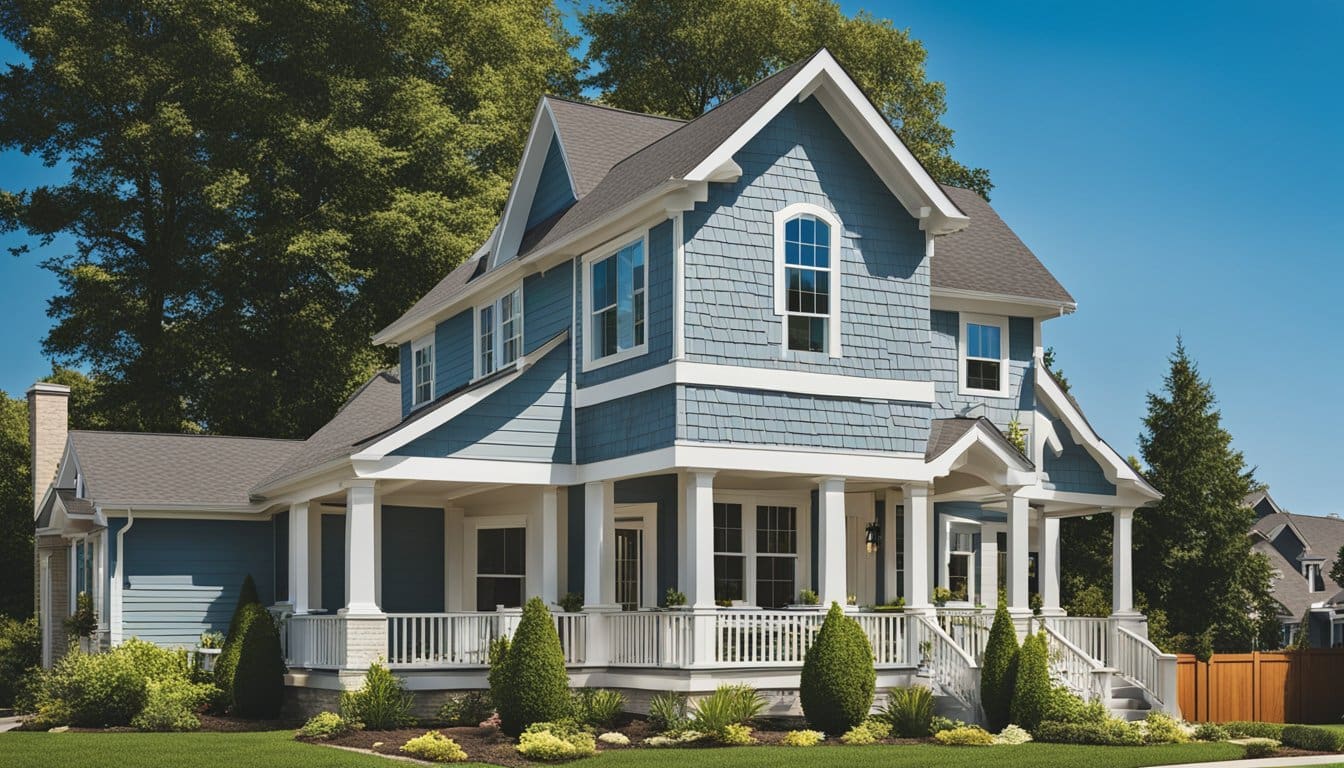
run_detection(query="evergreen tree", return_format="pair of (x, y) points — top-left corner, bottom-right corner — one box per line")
(979, 597), (1019, 731)
(1330, 545), (1344, 589)
(1136, 338), (1277, 652)
(494, 597), (572, 735)
(799, 602), (875, 734)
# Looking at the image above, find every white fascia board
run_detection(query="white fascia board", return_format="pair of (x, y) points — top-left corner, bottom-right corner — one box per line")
(572, 361), (936, 409)
(683, 50), (967, 235)
(354, 455), (575, 486)
(491, 99), (573, 270)
(1034, 361), (1162, 500)
(930, 288), (1077, 319)
(924, 422), (1035, 487)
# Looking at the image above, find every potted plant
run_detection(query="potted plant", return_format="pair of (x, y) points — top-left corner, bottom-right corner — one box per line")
(557, 592), (584, 613)
(196, 630), (224, 672)
(663, 588), (688, 609)
(788, 588), (821, 610)
(872, 597), (906, 613)
(65, 591), (98, 652)
(917, 639), (935, 676)
(931, 587), (952, 607)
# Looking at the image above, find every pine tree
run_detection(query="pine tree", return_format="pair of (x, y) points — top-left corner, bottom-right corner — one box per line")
(1136, 338), (1277, 652)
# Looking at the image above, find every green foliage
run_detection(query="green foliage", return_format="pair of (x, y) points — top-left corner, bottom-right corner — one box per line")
(663, 588), (687, 607)
(1290, 611), (1312, 650)
(0, 391), (33, 619)
(401, 730), (468, 763)
(717, 723), (756, 745)
(840, 718), (891, 744)
(781, 729), (824, 746)
(229, 604), (284, 719)
(516, 721), (597, 760)
(798, 589), (819, 606)
(1242, 739), (1280, 759)
(995, 724), (1033, 744)
(132, 677), (216, 732)
(1136, 339), (1281, 652)
(1033, 719), (1145, 746)
(1330, 545), (1344, 589)
(980, 598), (1020, 731)
(340, 661), (414, 730)
(799, 603), (875, 734)
(30, 638), (196, 728)
(930, 715), (966, 734)
(1042, 686), (1107, 726)
(558, 593), (584, 614)
(580, 0), (991, 198)
(65, 592), (98, 639)
(226, 576), (261, 646)
(492, 597), (572, 736)
(1064, 583), (1112, 618)
(1192, 722), (1229, 742)
(0, 616), (40, 707)
(647, 691), (690, 733)
(691, 684), (765, 735)
(436, 691), (494, 727)
(297, 711), (356, 739)
(1009, 632), (1050, 731)
(882, 685), (934, 737)
(932, 725), (995, 745)
(1142, 712), (1187, 744)
(197, 632), (225, 650)
(1223, 721), (1285, 740)
(931, 586), (953, 606)
(1005, 419), (1027, 454)
(1043, 347), (1070, 394)
(1280, 724), (1343, 752)
(215, 576), (263, 706)
(572, 688), (625, 729)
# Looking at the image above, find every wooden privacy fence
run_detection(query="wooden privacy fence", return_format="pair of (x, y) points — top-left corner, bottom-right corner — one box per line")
(1177, 650), (1344, 723)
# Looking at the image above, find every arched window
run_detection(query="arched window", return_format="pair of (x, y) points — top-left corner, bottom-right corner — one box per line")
(774, 204), (842, 356)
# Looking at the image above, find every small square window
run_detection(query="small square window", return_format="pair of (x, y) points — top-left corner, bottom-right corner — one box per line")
(963, 319), (1007, 394)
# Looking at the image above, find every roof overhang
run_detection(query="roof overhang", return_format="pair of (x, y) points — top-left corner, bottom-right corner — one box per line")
(491, 98), (579, 271)
(930, 287), (1077, 320)
(925, 419), (1036, 488)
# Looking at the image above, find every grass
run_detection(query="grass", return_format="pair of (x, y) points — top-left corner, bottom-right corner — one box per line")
(0, 731), (1247, 768)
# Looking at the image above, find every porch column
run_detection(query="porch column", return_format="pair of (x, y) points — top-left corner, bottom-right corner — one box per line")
(288, 502), (310, 614)
(882, 489), (901, 604)
(902, 483), (931, 612)
(344, 481), (380, 615)
(527, 487), (559, 607)
(1112, 508), (1137, 616)
(684, 471), (717, 609)
(307, 510), (322, 610)
(817, 477), (847, 607)
(937, 515), (952, 593)
(444, 506), (464, 612)
(1006, 487), (1030, 617)
(979, 523), (1001, 607)
(583, 480), (617, 607)
(1039, 514), (1063, 616)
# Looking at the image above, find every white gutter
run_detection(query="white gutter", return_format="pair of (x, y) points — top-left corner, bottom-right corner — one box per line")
(110, 508), (132, 645)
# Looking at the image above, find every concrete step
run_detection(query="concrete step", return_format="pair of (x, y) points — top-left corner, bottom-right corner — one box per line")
(1110, 685), (1147, 699)
(1111, 707), (1151, 722)
(1106, 696), (1151, 710)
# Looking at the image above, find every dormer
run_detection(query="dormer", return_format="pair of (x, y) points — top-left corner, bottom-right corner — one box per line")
(492, 100), (577, 268)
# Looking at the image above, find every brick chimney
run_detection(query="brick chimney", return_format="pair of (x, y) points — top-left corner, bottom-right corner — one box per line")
(27, 382), (71, 514)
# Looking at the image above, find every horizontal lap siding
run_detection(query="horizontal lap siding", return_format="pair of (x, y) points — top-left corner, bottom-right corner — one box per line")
(523, 263), (572, 352)
(435, 310), (474, 397)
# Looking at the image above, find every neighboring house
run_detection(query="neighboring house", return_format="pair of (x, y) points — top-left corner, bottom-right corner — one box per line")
(1246, 490), (1344, 648)
(32, 50), (1172, 719)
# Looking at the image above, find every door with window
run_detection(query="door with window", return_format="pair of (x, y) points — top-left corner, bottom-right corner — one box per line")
(614, 504), (657, 610)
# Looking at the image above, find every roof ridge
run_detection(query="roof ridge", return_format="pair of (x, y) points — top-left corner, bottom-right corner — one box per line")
(69, 429), (302, 443)
(545, 94), (686, 124)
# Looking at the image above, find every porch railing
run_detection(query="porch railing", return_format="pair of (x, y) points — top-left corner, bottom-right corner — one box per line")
(1045, 616), (1111, 666)
(607, 611), (693, 667)
(1039, 621), (1110, 702)
(936, 608), (991, 662)
(856, 613), (909, 666)
(716, 611), (824, 665)
(913, 615), (981, 717)
(285, 614), (346, 669)
(385, 612), (589, 668)
(1114, 626), (1179, 714)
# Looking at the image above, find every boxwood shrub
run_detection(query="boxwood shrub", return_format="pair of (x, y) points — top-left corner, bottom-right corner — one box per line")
(980, 599), (1019, 731)
(1033, 719), (1145, 746)
(1009, 632), (1050, 731)
(799, 602), (875, 734)
(491, 598), (572, 735)
(1281, 724), (1343, 752)
(1223, 721), (1285, 740)
(230, 603), (285, 718)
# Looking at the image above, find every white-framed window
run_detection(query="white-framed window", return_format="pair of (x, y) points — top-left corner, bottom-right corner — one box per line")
(474, 523), (526, 611)
(773, 203), (842, 357)
(582, 232), (647, 370)
(713, 494), (807, 608)
(959, 313), (1010, 397)
(947, 531), (974, 602)
(475, 285), (523, 379)
(411, 334), (434, 407)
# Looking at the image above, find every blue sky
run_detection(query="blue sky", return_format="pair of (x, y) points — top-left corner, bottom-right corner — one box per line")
(2, 2), (1341, 513)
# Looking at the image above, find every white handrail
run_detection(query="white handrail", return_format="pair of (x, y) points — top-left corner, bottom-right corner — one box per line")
(855, 613), (909, 666)
(607, 611), (692, 667)
(716, 611), (824, 665)
(384, 612), (589, 667)
(1115, 626), (1179, 715)
(1045, 616), (1111, 665)
(285, 614), (346, 669)
(1040, 623), (1109, 702)
(914, 616), (981, 716)
(936, 609), (992, 661)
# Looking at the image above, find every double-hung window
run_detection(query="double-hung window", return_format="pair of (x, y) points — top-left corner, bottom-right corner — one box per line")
(586, 235), (646, 368)
(947, 531), (974, 602)
(774, 204), (841, 356)
(960, 314), (1009, 397)
(475, 526), (525, 611)
(713, 501), (800, 607)
(754, 506), (798, 609)
(713, 503), (745, 603)
(411, 334), (434, 407)
(476, 286), (522, 378)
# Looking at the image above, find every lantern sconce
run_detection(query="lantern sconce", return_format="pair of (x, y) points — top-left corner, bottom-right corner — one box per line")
(864, 521), (881, 554)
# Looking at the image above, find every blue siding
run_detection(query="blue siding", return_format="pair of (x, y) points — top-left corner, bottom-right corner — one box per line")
(1039, 402), (1117, 495)
(929, 310), (1035, 430)
(381, 506), (444, 613)
(435, 310), (474, 397)
(523, 264), (572, 353)
(395, 343), (571, 463)
(321, 514), (345, 612)
(273, 511), (289, 604)
(566, 485), (585, 597)
(682, 98), (930, 380)
(678, 385), (930, 453)
(575, 385), (676, 463)
(117, 518), (275, 647)
(576, 218), (675, 387)
(400, 343), (414, 417)
(526, 135), (576, 230)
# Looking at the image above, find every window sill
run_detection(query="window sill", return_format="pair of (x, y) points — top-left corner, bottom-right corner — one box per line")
(582, 343), (648, 373)
(958, 385), (1012, 400)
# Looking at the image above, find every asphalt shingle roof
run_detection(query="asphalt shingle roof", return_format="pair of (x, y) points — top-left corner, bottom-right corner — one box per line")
(1251, 509), (1344, 616)
(924, 416), (1032, 467)
(546, 98), (684, 198)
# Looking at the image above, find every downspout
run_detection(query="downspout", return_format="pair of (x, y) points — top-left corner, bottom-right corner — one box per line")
(111, 509), (133, 645)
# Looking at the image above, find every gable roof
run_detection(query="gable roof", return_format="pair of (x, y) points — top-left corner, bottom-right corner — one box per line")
(1252, 510), (1344, 618)
(925, 416), (1031, 466)
(934, 185), (1075, 306)
(546, 98), (684, 198)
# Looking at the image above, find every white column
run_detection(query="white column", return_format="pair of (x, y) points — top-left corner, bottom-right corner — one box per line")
(1006, 488), (1030, 616)
(444, 506), (464, 611)
(882, 489), (900, 604)
(344, 481), (380, 615)
(584, 480), (617, 608)
(685, 471), (716, 608)
(1040, 514), (1063, 616)
(903, 484), (931, 611)
(1112, 508), (1136, 616)
(288, 502), (310, 614)
(373, 494), (383, 608)
(817, 478), (847, 607)
(937, 516), (952, 594)
(538, 487), (559, 607)
(979, 523), (1001, 607)
(307, 511), (322, 610)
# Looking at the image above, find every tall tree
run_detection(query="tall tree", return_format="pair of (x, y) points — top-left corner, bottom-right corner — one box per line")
(1135, 338), (1279, 652)
(1, 0), (578, 438)
(0, 389), (31, 618)
(579, 0), (992, 198)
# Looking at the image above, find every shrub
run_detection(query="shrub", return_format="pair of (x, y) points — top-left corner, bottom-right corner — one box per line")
(798, 589), (819, 606)
(1223, 721), (1284, 740)
(437, 690), (493, 727)
(36, 648), (147, 727)
(226, 575), (261, 645)
(1281, 724), (1344, 752)
(882, 685), (934, 737)
(492, 598), (572, 736)
(1142, 711), (1188, 744)
(1042, 685), (1106, 725)
(597, 731), (630, 746)
(558, 593), (584, 613)
(1009, 632), (1050, 731)
(930, 715), (966, 734)
(1242, 738), (1280, 759)
(691, 684), (764, 734)
(994, 724), (1032, 744)
(341, 661), (414, 729)
(933, 725), (995, 745)
(782, 729), (824, 746)
(1192, 722), (1229, 742)
(401, 730), (468, 763)
(718, 723), (756, 745)
(572, 688), (625, 729)
(663, 589), (687, 608)
(1033, 719), (1144, 746)
(132, 677), (215, 731)
(516, 721), (597, 760)
(647, 691), (690, 733)
(297, 711), (355, 739)
(799, 603), (875, 734)
(644, 731), (707, 747)
(214, 587), (264, 707)
(230, 604), (285, 718)
(980, 599), (1020, 731)
(65, 592), (98, 640)
(0, 616), (41, 708)
(841, 718), (891, 744)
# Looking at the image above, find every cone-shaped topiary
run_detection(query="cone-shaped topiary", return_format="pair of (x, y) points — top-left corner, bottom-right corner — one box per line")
(231, 603), (285, 718)
(799, 602), (875, 734)
(980, 597), (1020, 731)
(1009, 631), (1051, 731)
(225, 575), (261, 647)
(494, 597), (572, 735)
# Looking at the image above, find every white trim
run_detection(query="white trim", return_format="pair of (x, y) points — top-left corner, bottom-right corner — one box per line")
(931, 287), (1076, 319)
(410, 332), (435, 409)
(572, 360), (936, 408)
(580, 228), (650, 372)
(612, 503), (658, 609)
(492, 99), (576, 269)
(672, 212), (686, 360)
(465, 515), (529, 611)
(712, 490), (812, 608)
(958, 313), (1010, 399)
(773, 203), (843, 358)
(472, 282), (524, 381)
(111, 510), (133, 644)
(924, 420), (1035, 487)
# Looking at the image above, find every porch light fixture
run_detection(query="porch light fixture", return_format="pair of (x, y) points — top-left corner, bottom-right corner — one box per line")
(865, 522), (881, 554)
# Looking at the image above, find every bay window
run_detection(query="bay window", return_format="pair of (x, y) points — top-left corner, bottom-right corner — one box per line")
(585, 235), (646, 368)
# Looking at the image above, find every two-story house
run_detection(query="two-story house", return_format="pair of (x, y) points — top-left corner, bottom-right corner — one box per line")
(31, 50), (1173, 721)
(1246, 490), (1344, 647)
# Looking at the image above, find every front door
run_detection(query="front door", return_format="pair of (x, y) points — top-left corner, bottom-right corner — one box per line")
(614, 526), (642, 611)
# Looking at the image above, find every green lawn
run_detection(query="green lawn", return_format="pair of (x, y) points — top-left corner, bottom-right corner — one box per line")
(0, 731), (1248, 768)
